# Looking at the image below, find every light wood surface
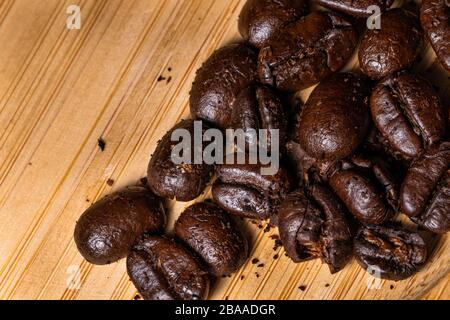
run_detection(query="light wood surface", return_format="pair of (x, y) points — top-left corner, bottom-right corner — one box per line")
(0, 0), (448, 300)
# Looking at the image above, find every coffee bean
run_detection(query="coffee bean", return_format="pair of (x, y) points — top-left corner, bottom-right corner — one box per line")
(74, 187), (166, 265)
(238, 0), (309, 48)
(258, 11), (358, 92)
(147, 119), (214, 202)
(421, 0), (450, 72)
(359, 8), (423, 80)
(400, 142), (450, 233)
(354, 224), (427, 281)
(127, 235), (209, 300)
(174, 202), (249, 277)
(316, 0), (394, 17)
(371, 72), (446, 160)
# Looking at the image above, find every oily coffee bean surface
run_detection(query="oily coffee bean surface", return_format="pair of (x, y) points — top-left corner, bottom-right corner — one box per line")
(127, 235), (210, 300)
(190, 44), (257, 128)
(316, 0), (394, 17)
(258, 11), (358, 92)
(421, 0), (450, 72)
(147, 120), (214, 202)
(354, 224), (427, 281)
(328, 153), (399, 225)
(174, 202), (249, 277)
(295, 73), (371, 161)
(371, 72), (446, 160)
(238, 0), (309, 48)
(400, 142), (450, 234)
(212, 157), (293, 221)
(278, 186), (352, 273)
(359, 8), (422, 80)
(74, 187), (166, 265)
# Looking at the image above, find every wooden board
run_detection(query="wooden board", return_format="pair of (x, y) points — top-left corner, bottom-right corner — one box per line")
(0, 0), (448, 300)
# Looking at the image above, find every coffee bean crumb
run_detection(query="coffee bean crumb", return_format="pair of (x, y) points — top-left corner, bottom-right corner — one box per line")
(107, 179), (114, 186)
(273, 254), (279, 260)
(97, 138), (106, 151)
(251, 258), (259, 265)
(86, 199), (90, 203)
(168, 67), (172, 72)
(298, 285), (307, 291)
(270, 234), (279, 240)
(28, 162), (32, 166)
(133, 294), (142, 300)
(157, 75), (166, 82)
(257, 263), (264, 268)
(240, 275), (245, 280)
(167, 76), (172, 84)
(255, 272), (260, 278)
(390, 285), (394, 290)
(263, 225), (272, 233)
(325, 283), (330, 288)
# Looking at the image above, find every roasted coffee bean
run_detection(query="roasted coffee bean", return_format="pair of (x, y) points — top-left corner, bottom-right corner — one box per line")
(295, 73), (371, 161)
(74, 187), (166, 265)
(278, 186), (352, 273)
(230, 85), (288, 148)
(359, 8), (422, 80)
(212, 157), (293, 221)
(316, 0), (394, 17)
(127, 235), (210, 300)
(354, 224), (427, 281)
(190, 44), (257, 128)
(371, 72), (446, 160)
(174, 202), (249, 277)
(400, 142), (450, 233)
(238, 0), (309, 48)
(421, 0), (450, 72)
(328, 153), (399, 225)
(258, 11), (358, 92)
(147, 120), (214, 202)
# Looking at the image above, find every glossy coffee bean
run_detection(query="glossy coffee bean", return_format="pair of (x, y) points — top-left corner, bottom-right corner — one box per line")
(278, 186), (352, 273)
(328, 154), (399, 225)
(127, 235), (210, 300)
(174, 202), (249, 277)
(190, 44), (257, 128)
(212, 157), (292, 221)
(359, 8), (422, 80)
(354, 224), (427, 281)
(421, 0), (450, 72)
(295, 73), (371, 161)
(258, 11), (358, 92)
(371, 73), (446, 160)
(74, 187), (166, 265)
(400, 142), (450, 234)
(238, 0), (309, 48)
(147, 120), (214, 202)
(316, 0), (394, 17)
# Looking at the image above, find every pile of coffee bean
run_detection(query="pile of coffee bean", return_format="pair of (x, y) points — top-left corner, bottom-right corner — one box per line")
(74, 0), (449, 299)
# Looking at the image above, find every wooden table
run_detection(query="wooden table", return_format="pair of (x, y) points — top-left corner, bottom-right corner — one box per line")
(0, 0), (448, 300)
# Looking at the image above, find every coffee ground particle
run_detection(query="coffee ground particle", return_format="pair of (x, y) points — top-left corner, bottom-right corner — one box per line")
(273, 254), (279, 260)
(97, 138), (106, 151)
(255, 272), (260, 278)
(257, 263), (264, 268)
(298, 285), (307, 291)
(251, 258), (259, 265)
(167, 76), (172, 84)
(240, 275), (245, 280)
(107, 179), (114, 186)
(157, 75), (166, 82)
(133, 294), (141, 300)
(390, 285), (394, 290)
(263, 225), (271, 233)
(325, 283), (330, 288)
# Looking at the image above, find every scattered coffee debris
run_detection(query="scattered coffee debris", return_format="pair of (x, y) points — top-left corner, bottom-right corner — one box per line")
(240, 275), (245, 280)
(390, 285), (394, 290)
(257, 263), (264, 268)
(298, 285), (307, 291)
(28, 162), (32, 166)
(133, 294), (142, 300)
(270, 234), (280, 240)
(97, 138), (106, 151)
(167, 76), (172, 84)
(251, 258), (259, 265)
(157, 75), (166, 82)
(325, 283), (330, 288)
(263, 224), (272, 233)
(255, 272), (260, 278)
(168, 67), (172, 72)
(86, 199), (90, 203)
(107, 179), (115, 186)
(273, 254), (279, 260)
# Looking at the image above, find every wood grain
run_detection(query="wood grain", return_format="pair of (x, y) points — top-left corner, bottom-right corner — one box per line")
(0, 0), (448, 300)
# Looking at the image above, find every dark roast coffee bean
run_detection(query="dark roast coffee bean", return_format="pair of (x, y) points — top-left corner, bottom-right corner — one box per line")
(295, 73), (371, 161)
(127, 235), (210, 300)
(258, 11), (358, 92)
(316, 0), (394, 17)
(371, 73), (446, 160)
(147, 120), (214, 202)
(238, 0), (309, 48)
(354, 224), (427, 281)
(278, 186), (352, 273)
(174, 202), (249, 277)
(74, 187), (166, 265)
(190, 44), (257, 128)
(328, 154), (399, 225)
(421, 0), (450, 72)
(400, 142), (450, 233)
(230, 85), (288, 148)
(359, 8), (422, 80)
(212, 157), (292, 221)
